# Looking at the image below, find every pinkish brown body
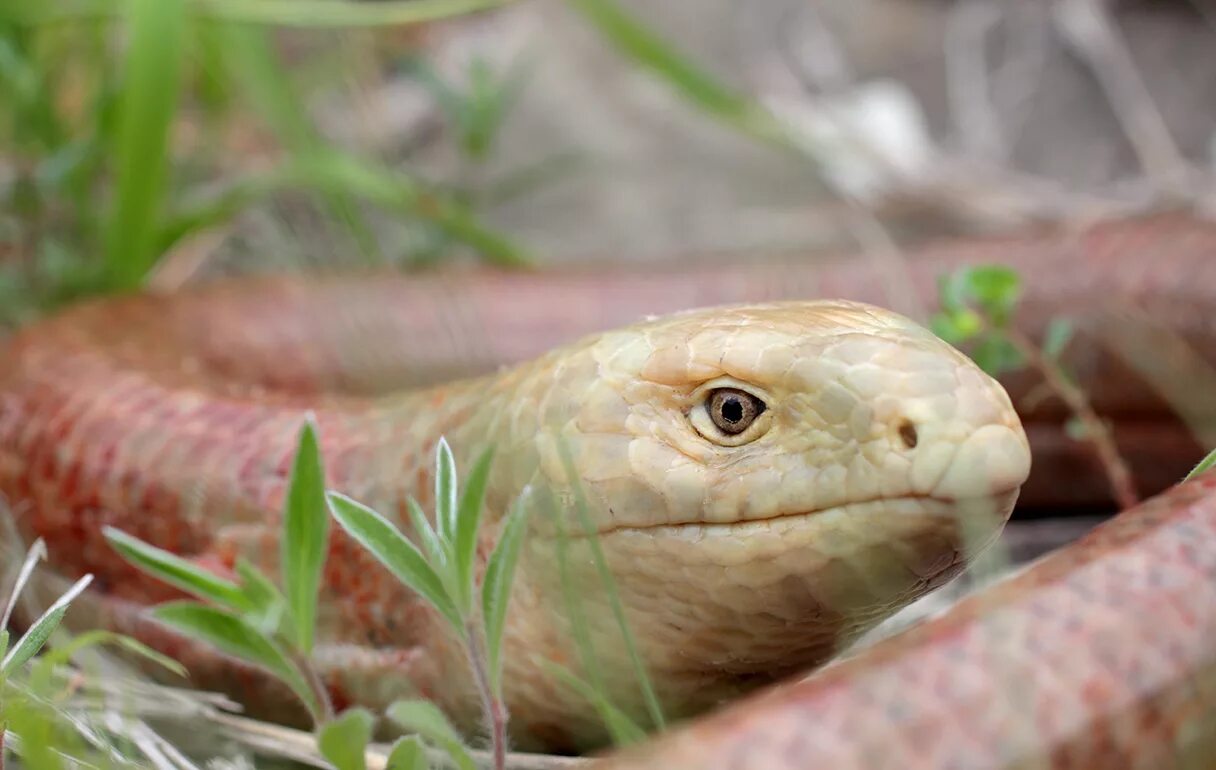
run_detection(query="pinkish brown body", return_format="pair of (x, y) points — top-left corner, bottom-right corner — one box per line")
(0, 211), (1213, 759)
(590, 471), (1216, 769)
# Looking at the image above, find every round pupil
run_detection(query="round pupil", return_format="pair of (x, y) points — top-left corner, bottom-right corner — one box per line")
(707, 388), (764, 435)
(721, 396), (744, 423)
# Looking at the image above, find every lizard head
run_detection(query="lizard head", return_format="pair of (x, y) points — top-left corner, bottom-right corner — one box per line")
(498, 300), (1029, 748)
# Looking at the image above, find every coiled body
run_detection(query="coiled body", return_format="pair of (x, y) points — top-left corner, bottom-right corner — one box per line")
(0, 212), (1212, 759)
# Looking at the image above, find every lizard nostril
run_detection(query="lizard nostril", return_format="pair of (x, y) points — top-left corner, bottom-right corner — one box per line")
(897, 419), (919, 449)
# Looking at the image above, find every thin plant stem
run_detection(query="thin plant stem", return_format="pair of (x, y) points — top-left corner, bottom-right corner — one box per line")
(1006, 327), (1139, 510)
(464, 622), (507, 770)
(287, 648), (335, 725)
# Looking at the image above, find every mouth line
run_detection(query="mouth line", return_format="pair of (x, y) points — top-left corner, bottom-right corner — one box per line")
(582, 492), (986, 539)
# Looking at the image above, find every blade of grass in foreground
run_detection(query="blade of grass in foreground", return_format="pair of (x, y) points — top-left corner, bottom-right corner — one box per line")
(482, 492), (530, 692)
(567, 0), (779, 144)
(2, 575), (93, 675)
(4, 0), (514, 28)
(556, 438), (666, 731)
(1187, 447), (1216, 481)
(102, 0), (187, 290)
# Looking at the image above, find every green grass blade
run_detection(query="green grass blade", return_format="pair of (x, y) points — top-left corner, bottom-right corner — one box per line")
(4, 0), (514, 27)
(202, 0), (513, 27)
(327, 492), (462, 628)
(482, 490), (529, 693)
(102, 0), (187, 289)
(317, 707), (375, 770)
(557, 438), (666, 730)
(281, 417), (330, 654)
(540, 660), (647, 745)
(1, 538), (47, 630)
(386, 700), (476, 770)
(31, 629), (187, 679)
(453, 445), (494, 613)
(2, 574), (92, 675)
(434, 438), (459, 545)
(1186, 448), (1216, 481)
(153, 601), (320, 718)
(542, 485), (609, 705)
(0, 30), (65, 148)
(385, 737), (428, 770)
(104, 526), (253, 613)
(567, 0), (774, 141)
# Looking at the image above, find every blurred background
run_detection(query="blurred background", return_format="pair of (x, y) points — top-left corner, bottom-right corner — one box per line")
(3, 0), (1214, 329)
(3, 1), (1216, 765)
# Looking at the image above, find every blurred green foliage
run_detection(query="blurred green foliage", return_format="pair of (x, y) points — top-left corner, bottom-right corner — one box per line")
(0, 0), (530, 327)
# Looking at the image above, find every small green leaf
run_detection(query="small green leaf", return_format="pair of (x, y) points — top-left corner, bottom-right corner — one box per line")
(3, 575), (92, 675)
(386, 700), (475, 770)
(937, 271), (968, 315)
(540, 660), (648, 745)
(406, 498), (448, 570)
(930, 308), (983, 344)
(434, 438), (459, 545)
(318, 708), (375, 770)
(282, 417), (330, 654)
(454, 446), (495, 614)
(32, 629), (187, 680)
(1186, 448), (1216, 481)
(153, 602), (319, 719)
(482, 491), (530, 692)
(2, 538), (48, 630)
(1042, 318), (1075, 360)
(236, 559), (287, 636)
(972, 334), (1025, 377)
(385, 736), (429, 770)
(0, 630), (9, 661)
(104, 526), (252, 613)
(327, 493), (462, 628)
(962, 266), (1021, 326)
(406, 496), (458, 604)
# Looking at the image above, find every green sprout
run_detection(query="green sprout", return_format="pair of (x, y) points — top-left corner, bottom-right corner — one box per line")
(329, 437), (530, 770)
(106, 420), (531, 770)
(931, 265), (1138, 510)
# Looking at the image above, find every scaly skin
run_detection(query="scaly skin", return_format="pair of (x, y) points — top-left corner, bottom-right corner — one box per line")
(0, 212), (1211, 756)
(589, 471), (1216, 770)
(0, 294), (1027, 751)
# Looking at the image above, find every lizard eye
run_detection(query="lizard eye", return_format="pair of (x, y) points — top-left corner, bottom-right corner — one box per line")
(689, 381), (772, 446)
(708, 388), (765, 434)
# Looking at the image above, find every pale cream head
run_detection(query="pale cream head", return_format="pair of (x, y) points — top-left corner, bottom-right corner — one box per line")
(501, 300), (1031, 748)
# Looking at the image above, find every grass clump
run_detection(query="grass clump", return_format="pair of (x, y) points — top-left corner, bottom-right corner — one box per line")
(0, 0), (531, 327)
